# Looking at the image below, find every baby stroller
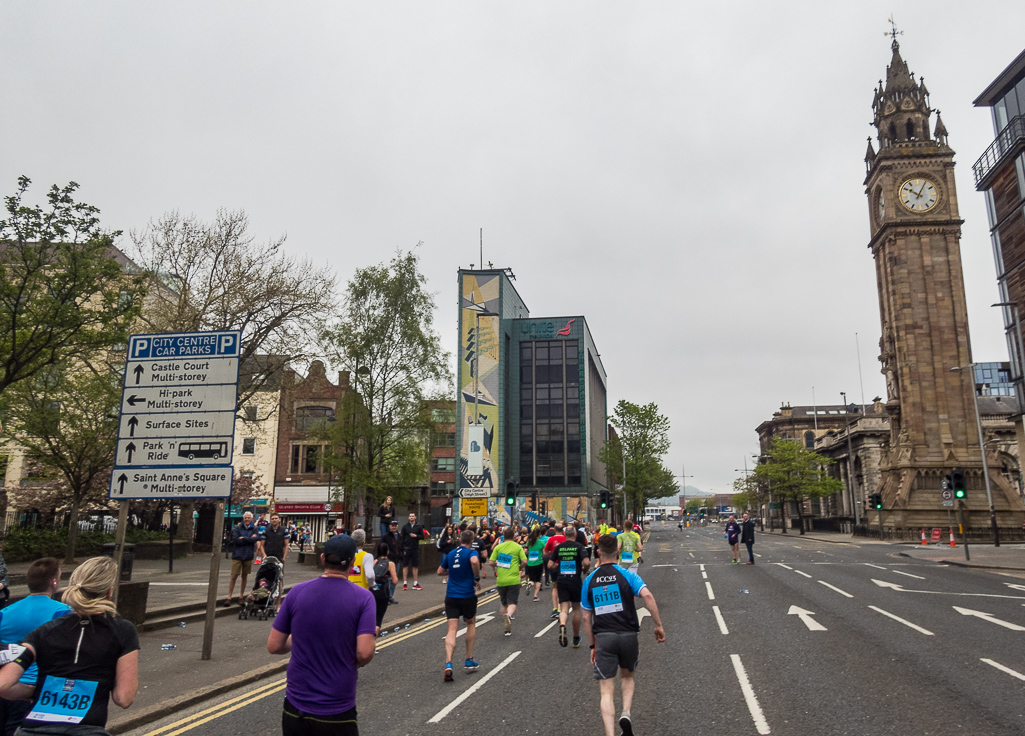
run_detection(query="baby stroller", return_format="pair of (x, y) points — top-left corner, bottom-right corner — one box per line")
(240, 556), (283, 621)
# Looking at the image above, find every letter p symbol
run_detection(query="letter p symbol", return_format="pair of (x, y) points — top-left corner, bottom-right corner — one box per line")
(218, 333), (237, 355)
(131, 338), (150, 359)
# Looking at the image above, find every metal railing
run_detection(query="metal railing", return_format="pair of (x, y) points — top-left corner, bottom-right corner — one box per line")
(974, 115), (1025, 187)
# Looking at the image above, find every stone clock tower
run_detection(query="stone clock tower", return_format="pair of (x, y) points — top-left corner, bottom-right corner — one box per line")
(864, 39), (1023, 530)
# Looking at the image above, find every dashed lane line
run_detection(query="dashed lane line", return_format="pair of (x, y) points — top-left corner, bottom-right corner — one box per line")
(706, 582), (716, 601)
(535, 620), (559, 638)
(427, 651), (522, 723)
(776, 563), (793, 570)
(712, 605), (729, 635)
(868, 605), (934, 635)
(891, 570), (926, 580)
(701, 571), (708, 579)
(864, 563), (888, 570)
(794, 570), (813, 579)
(818, 580), (854, 598)
(981, 658), (1025, 682)
(731, 654), (771, 734)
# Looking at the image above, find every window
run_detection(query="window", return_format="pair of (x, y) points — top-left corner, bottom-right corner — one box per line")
(431, 456), (455, 472)
(431, 407), (457, 423)
(804, 431), (815, 449)
(432, 432), (456, 448)
(242, 438), (256, 455)
(295, 406), (334, 431)
(431, 481), (455, 494)
(290, 444), (326, 474)
(244, 405), (258, 421)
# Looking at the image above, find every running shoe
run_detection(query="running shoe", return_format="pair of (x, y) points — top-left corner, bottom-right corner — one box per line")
(403, 582), (408, 590)
(573, 636), (581, 648)
(504, 614), (511, 636)
(550, 609), (559, 619)
(559, 624), (568, 647)
(412, 583), (423, 591)
(444, 663), (454, 682)
(464, 659), (479, 671)
(619, 713), (633, 736)
(533, 595), (539, 602)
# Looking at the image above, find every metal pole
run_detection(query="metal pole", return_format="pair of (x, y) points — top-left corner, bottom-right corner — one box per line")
(168, 500), (175, 574)
(112, 501), (129, 607)
(957, 499), (970, 562)
(474, 313), (480, 425)
(202, 500), (226, 660)
(967, 367), (1000, 546)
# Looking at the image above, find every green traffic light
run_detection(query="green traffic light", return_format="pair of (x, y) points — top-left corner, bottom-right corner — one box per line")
(955, 489), (965, 499)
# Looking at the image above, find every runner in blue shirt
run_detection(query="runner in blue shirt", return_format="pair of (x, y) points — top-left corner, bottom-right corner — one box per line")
(437, 529), (481, 681)
(581, 533), (666, 736)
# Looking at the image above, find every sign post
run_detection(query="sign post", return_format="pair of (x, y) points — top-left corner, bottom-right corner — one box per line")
(109, 331), (241, 659)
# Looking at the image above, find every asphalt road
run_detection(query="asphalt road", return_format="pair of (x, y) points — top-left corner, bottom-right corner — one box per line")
(124, 524), (1025, 736)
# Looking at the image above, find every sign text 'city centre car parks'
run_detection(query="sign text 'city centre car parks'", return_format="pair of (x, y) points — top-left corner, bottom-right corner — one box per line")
(109, 331), (241, 500)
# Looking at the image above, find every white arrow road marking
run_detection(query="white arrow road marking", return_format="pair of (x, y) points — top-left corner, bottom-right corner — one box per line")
(428, 651), (521, 723)
(953, 606), (1025, 631)
(981, 658), (1025, 682)
(868, 605), (934, 635)
(788, 605), (827, 631)
(705, 582), (715, 601)
(637, 607), (651, 625)
(712, 605), (729, 635)
(534, 619), (559, 638)
(794, 570), (813, 579)
(871, 579), (1025, 599)
(1004, 583), (1025, 592)
(451, 612), (495, 639)
(731, 654), (770, 735)
(891, 570), (926, 580)
(818, 580), (853, 598)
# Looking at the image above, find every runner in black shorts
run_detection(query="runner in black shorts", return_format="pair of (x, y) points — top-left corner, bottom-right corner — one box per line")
(438, 530), (482, 680)
(581, 533), (666, 736)
(548, 526), (589, 648)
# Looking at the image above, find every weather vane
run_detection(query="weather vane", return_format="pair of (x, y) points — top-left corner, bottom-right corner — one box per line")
(886, 16), (903, 44)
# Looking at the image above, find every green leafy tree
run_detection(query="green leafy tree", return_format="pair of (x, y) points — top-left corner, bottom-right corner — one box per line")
(317, 249), (452, 522)
(753, 437), (843, 535)
(598, 400), (674, 518)
(732, 473), (770, 530)
(2, 358), (122, 562)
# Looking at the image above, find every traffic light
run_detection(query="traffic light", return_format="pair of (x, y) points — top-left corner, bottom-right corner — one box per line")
(951, 468), (967, 499)
(527, 493), (536, 512)
(869, 493), (882, 510)
(599, 491), (610, 509)
(505, 480), (516, 507)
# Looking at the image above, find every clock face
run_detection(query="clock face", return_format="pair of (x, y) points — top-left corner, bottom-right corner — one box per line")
(898, 178), (938, 212)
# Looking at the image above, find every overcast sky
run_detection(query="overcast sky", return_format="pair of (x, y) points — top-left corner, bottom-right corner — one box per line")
(3, 2), (1024, 498)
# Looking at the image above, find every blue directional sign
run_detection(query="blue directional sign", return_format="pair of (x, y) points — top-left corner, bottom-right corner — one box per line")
(109, 331), (241, 500)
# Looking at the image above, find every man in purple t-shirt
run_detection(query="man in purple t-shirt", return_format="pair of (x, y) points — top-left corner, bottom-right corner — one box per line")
(268, 534), (376, 735)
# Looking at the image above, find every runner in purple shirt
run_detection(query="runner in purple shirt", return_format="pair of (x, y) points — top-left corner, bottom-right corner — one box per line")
(268, 534), (376, 736)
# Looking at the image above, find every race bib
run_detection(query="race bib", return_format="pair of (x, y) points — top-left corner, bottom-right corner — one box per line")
(592, 585), (624, 616)
(27, 676), (97, 724)
(0, 644), (24, 665)
(496, 552), (513, 569)
(621, 551), (634, 564)
(528, 550), (540, 563)
(560, 559), (577, 575)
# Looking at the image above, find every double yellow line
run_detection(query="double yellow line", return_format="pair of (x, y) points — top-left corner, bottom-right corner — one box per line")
(142, 592), (501, 736)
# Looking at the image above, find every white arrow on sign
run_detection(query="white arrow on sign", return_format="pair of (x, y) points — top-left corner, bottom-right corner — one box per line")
(871, 579), (1025, 600)
(788, 605), (827, 631)
(953, 606), (1025, 631)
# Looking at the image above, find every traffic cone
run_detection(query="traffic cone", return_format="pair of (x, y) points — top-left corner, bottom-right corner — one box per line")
(949, 528), (956, 547)
(921, 528), (927, 545)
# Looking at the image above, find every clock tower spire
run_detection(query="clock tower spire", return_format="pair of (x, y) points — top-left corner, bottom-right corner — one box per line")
(864, 39), (1024, 532)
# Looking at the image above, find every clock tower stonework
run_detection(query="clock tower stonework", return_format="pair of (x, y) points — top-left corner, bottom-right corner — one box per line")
(864, 40), (1024, 531)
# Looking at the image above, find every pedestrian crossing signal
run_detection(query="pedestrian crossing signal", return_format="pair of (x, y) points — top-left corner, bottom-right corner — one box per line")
(951, 468), (966, 499)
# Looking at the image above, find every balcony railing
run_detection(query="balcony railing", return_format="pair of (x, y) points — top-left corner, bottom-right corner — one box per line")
(974, 115), (1025, 188)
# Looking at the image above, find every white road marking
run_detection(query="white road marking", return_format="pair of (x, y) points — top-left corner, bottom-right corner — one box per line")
(953, 606), (1025, 631)
(788, 605), (827, 631)
(776, 563), (793, 570)
(864, 563), (888, 570)
(868, 605), (934, 635)
(754, 553), (762, 558)
(701, 571), (708, 579)
(705, 581), (715, 600)
(534, 620), (559, 638)
(149, 582), (209, 586)
(454, 612), (494, 639)
(428, 651), (522, 723)
(891, 570), (926, 580)
(731, 654), (771, 735)
(712, 605), (729, 635)
(699, 564), (705, 571)
(1004, 583), (1025, 592)
(872, 579), (1025, 599)
(818, 580), (853, 598)
(649, 564), (677, 567)
(981, 658), (1025, 682)
(689, 552), (695, 558)
(637, 607), (651, 625)
(794, 570), (813, 579)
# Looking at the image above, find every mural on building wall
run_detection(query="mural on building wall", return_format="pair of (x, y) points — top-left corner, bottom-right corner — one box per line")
(459, 273), (501, 492)
(487, 495), (592, 527)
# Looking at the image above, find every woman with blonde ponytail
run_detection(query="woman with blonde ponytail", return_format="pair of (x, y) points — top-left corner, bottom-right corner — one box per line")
(0, 557), (139, 735)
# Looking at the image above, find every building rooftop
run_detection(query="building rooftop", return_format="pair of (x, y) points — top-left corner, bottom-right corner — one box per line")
(974, 47), (1025, 107)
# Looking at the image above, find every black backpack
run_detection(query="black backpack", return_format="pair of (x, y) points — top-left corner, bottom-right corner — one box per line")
(373, 557), (390, 588)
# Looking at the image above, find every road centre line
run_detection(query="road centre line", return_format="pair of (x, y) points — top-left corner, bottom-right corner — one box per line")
(535, 620), (559, 638)
(818, 580), (853, 598)
(712, 605), (729, 635)
(706, 582), (716, 601)
(701, 571), (708, 579)
(730, 654), (771, 735)
(864, 563), (888, 570)
(144, 678), (287, 736)
(776, 563), (793, 570)
(891, 570), (926, 580)
(868, 605), (934, 635)
(981, 658), (1025, 682)
(794, 570), (813, 579)
(699, 564), (705, 571)
(428, 651), (522, 723)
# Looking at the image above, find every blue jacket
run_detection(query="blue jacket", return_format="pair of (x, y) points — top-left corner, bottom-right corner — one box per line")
(231, 522), (262, 561)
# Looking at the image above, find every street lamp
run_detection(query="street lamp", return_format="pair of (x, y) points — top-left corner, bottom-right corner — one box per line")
(951, 364), (1000, 546)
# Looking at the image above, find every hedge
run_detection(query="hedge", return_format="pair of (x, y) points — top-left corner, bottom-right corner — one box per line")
(1, 527), (168, 563)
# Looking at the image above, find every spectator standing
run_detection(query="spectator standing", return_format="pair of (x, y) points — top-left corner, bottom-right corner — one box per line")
(381, 521), (402, 603)
(399, 513), (428, 591)
(377, 496), (396, 540)
(0, 555), (8, 609)
(267, 535), (376, 736)
(224, 511), (262, 606)
(0, 557), (139, 735)
(724, 515), (741, 564)
(259, 514), (290, 565)
(741, 512), (756, 564)
(0, 558), (70, 735)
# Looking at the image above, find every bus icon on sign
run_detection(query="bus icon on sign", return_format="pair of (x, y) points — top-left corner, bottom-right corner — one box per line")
(179, 441), (228, 460)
